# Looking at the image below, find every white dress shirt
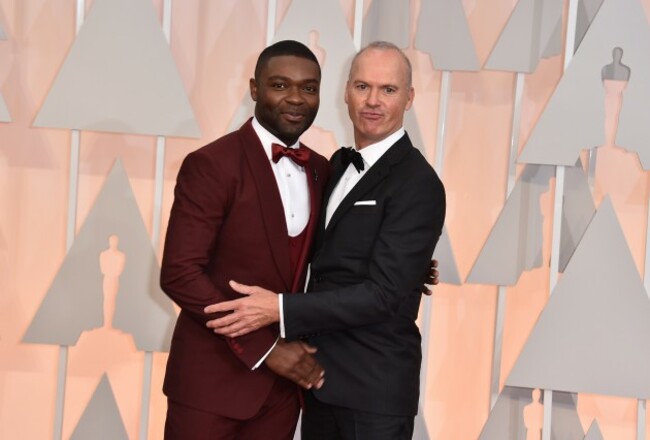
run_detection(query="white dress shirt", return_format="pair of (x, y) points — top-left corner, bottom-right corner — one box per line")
(251, 117), (311, 368)
(252, 117), (310, 237)
(279, 128), (406, 338)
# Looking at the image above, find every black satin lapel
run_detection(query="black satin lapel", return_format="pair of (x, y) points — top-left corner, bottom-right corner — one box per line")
(325, 165), (389, 232)
(239, 122), (292, 288)
(325, 134), (413, 232)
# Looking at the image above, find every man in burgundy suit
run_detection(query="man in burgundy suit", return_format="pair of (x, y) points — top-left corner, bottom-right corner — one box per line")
(160, 40), (331, 440)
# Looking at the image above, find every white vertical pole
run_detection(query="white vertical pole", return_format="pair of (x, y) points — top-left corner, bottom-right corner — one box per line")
(490, 72), (525, 409)
(419, 70), (451, 413)
(53, 2), (85, 438)
(638, 399), (647, 440)
(353, 0), (363, 51)
(638, 177), (650, 438)
(266, 0), (277, 46)
(139, 2), (172, 438)
(541, 0), (579, 438)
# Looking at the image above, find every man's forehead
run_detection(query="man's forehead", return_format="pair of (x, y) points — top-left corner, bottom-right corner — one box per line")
(260, 56), (320, 80)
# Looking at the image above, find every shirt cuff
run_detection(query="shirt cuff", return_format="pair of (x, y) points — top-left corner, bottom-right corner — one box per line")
(252, 336), (279, 370)
(279, 293), (286, 339)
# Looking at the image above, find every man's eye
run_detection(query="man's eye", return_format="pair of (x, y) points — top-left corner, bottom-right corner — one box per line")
(272, 83), (287, 89)
(384, 87), (396, 94)
(304, 86), (319, 93)
(356, 84), (367, 90)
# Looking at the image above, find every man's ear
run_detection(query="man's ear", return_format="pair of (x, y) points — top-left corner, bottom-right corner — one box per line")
(405, 86), (414, 111)
(344, 81), (350, 104)
(249, 78), (258, 101)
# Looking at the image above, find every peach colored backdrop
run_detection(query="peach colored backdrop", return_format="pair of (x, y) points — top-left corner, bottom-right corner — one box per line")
(1, 0), (649, 438)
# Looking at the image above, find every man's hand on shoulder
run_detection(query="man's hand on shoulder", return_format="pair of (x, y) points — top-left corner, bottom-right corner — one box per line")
(204, 280), (280, 337)
(421, 259), (439, 295)
(265, 340), (325, 390)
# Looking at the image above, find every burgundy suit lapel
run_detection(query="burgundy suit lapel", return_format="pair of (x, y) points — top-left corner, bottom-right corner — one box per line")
(239, 120), (292, 289)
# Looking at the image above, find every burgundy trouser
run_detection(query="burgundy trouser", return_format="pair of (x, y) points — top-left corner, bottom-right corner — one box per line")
(165, 379), (300, 440)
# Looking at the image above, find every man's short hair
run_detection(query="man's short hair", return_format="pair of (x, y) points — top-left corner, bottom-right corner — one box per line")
(349, 41), (413, 87)
(254, 40), (321, 81)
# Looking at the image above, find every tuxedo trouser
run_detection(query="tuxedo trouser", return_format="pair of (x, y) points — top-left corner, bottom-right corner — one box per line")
(164, 378), (300, 440)
(301, 390), (414, 440)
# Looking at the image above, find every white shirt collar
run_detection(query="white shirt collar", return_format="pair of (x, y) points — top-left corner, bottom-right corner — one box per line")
(252, 117), (300, 161)
(356, 128), (405, 168)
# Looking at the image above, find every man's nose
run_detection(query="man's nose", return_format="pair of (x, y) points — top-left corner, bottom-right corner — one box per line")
(366, 88), (379, 106)
(286, 87), (305, 104)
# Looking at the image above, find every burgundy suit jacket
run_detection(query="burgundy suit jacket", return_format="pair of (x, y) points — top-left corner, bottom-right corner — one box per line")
(160, 119), (330, 419)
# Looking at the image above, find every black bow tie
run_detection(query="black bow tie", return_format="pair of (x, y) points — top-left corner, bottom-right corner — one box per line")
(340, 147), (364, 173)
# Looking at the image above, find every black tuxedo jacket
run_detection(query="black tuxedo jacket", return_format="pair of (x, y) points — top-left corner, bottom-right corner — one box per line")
(283, 133), (446, 416)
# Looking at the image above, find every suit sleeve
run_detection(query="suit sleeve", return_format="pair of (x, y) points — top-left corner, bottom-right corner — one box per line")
(283, 164), (446, 338)
(160, 151), (278, 368)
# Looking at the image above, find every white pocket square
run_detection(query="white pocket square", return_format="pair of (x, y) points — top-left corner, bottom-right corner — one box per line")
(354, 200), (376, 206)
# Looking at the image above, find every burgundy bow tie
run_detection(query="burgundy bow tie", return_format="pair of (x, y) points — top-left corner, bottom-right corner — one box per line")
(271, 143), (310, 167)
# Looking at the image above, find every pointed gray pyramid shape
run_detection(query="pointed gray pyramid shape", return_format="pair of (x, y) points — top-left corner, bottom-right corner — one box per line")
(575, 0), (605, 51)
(23, 160), (176, 351)
(433, 227), (461, 285)
(478, 386), (530, 439)
(466, 164), (554, 286)
(518, 0), (650, 169)
(33, 0), (200, 138)
(412, 408), (430, 439)
(559, 160), (596, 272)
(361, 0), (410, 49)
(0, 94), (10, 122)
(273, 0), (356, 146)
(415, 0), (480, 71)
(506, 198), (650, 398)
(540, 14), (563, 59)
(70, 374), (128, 440)
(485, 0), (564, 72)
(583, 420), (604, 440)
(478, 386), (584, 439)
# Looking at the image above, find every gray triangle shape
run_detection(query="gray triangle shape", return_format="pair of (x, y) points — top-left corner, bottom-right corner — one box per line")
(506, 198), (650, 398)
(272, 0), (356, 146)
(0, 93), (10, 122)
(412, 408), (430, 439)
(415, 0), (480, 71)
(575, 0), (605, 51)
(518, 0), (650, 168)
(478, 386), (530, 439)
(583, 420), (604, 440)
(70, 374), (128, 440)
(559, 159), (596, 272)
(540, 15), (563, 59)
(466, 164), (554, 286)
(33, 0), (200, 138)
(478, 386), (584, 439)
(361, 0), (410, 49)
(433, 227), (461, 285)
(551, 391), (586, 439)
(485, 0), (564, 73)
(227, 92), (255, 134)
(23, 160), (176, 350)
